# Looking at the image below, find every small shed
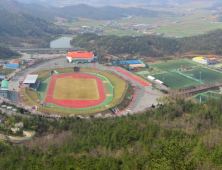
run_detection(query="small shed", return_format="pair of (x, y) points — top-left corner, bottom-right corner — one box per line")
(7, 106), (12, 110)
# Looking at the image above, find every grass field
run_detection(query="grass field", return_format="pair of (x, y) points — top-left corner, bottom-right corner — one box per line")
(150, 59), (199, 71)
(80, 68), (126, 102)
(53, 78), (99, 100)
(152, 72), (201, 89)
(182, 68), (222, 83)
(32, 70), (51, 81)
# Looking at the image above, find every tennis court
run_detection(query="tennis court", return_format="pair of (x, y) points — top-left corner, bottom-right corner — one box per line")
(152, 72), (201, 89)
(182, 68), (222, 83)
(150, 59), (199, 71)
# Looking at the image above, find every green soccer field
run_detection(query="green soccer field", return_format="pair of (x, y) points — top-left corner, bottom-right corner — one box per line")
(182, 68), (222, 83)
(152, 72), (201, 89)
(150, 59), (199, 71)
(194, 91), (222, 103)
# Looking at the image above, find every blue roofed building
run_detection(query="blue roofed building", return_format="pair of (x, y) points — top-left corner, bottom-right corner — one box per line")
(4, 64), (19, 70)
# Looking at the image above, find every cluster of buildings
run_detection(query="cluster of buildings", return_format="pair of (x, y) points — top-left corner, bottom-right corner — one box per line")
(80, 26), (103, 34)
(0, 59), (22, 70)
(192, 57), (218, 65)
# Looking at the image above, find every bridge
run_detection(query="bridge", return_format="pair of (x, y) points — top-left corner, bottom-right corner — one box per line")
(9, 47), (81, 52)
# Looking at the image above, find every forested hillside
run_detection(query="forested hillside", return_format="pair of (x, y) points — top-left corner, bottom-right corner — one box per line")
(1, 99), (222, 169)
(71, 33), (180, 57)
(179, 29), (222, 55)
(71, 30), (222, 58)
(0, 46), (19, 59)
(0, 9), (71, 47)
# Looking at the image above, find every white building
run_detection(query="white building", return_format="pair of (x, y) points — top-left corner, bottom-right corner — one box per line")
(192, 57), (218, 65)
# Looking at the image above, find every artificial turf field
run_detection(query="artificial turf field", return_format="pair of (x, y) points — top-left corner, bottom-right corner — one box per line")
(150, 59), (199, 71)
(182, 68), (222, 83)
(152, 72), (201, 89)
(194, 91), (222, 103)
(53, 78), (99, 100)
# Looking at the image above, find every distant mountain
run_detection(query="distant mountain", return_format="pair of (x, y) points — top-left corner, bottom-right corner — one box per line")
(15, 0), (219, 7)
(0, 9), (71, 47)
(0, 0), (71, 21)
(17, 0), (53, 7)
(0, 0), (171, 21)
(60, 4), (164, 20)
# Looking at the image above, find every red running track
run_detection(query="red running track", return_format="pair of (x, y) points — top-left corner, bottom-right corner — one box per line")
(45, 73), (106, 108)
(113, 67), (150, 86)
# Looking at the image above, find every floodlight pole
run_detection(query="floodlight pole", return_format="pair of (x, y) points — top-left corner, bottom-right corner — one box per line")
(163, 77), (164, 83)
(200, 72), (201, 81)
(181, 65), (183, 71)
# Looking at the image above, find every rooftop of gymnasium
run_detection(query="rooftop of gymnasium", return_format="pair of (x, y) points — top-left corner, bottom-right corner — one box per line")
(193, 57), (204, 61)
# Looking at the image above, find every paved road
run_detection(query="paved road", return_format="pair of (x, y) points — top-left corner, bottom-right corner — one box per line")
(10, 47), (80, 52)
(9, 57), (162, 115)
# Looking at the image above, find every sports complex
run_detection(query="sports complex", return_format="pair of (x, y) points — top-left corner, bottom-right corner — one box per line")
(149, 59), (222, 89)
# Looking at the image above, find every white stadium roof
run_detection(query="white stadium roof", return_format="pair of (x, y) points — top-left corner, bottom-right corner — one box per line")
(23, 75), (38, 84)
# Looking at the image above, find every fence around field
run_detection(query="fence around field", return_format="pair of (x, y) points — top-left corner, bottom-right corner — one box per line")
(192, 91), (222, 103)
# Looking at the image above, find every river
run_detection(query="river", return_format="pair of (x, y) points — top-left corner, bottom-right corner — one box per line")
(50, 37), (73, 48)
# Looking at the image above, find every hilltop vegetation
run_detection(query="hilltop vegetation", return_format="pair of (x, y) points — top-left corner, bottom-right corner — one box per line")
(71, 30), (222, 58)
(1, 99), (222, 169)
(0, 9), (71, 47)
(71, 33), (179, 57)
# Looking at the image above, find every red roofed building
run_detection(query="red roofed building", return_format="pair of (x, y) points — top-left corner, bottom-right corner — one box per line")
(11, 59), (22, 66)
(66, 51), (94, 63)
(209, 58), (217, 64)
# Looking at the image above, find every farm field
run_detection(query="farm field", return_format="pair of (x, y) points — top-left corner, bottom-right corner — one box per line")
(64, 4), (222, 37)
(182, 68), (222, 83)
(149, 59), (199, 71)
(152, 72), (200, 89)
